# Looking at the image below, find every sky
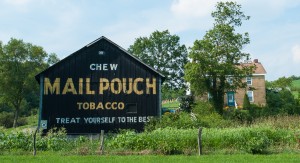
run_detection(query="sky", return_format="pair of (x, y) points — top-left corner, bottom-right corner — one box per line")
(1, 0), (300, 81)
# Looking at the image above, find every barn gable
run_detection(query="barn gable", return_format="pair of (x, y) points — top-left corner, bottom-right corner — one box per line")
(36, 36), (164, 81)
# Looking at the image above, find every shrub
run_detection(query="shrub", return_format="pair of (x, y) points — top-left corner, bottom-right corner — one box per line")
(178, 95), (194, 113)
(192, 101), (233, 128)
(244, 132), (271, 154)
(243, 94), (251, 109)
(266, 90), (300, 115)
(17, 117), (28, 126)
(0, 112), (14, 128)
(145, 112), (203, 131)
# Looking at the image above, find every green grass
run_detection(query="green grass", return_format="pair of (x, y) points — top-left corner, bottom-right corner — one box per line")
(292, 79), (300, 88)
(291, 80), (300, 98)
(292, 91), (298, 98)
(162, 101), (179, 109)
(1, 154), (300, 163)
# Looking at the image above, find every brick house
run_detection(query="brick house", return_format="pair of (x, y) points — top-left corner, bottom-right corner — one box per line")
(225, 59), (267, 107)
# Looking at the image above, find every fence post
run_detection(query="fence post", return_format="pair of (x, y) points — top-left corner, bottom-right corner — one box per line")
(33, 128), (38, 156)
(99, 130), (105, 155)
(198, 127), (202, 156)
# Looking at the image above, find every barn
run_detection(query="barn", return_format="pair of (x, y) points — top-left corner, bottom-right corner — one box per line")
(35, 36), (164, 134)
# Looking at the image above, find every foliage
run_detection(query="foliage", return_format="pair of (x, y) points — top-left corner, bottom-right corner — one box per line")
(185, 2), (254, 115)
(0, 112), (15, 128)
(244, 132), (271, 154)
(0, 127), (75, 152)
(291, 79), (300, 89)
(192, 101), (233, 128)
(145, 112), (202, 132)
(107, 128), (197, 154)
(266, 77), (293, 90)
(266, 90), (300, 115)
(1, 116), (299, 155)
(243, 94), (251, 109)
(128, 30), (188, 95)
(223, 108), (253, 124)
(162, 101), (179, 109)
(291, 79), (300, 99)
(0, 38), (59, 127)
(146, 101), (233, 132)
(108, 126), (296, 155)
(290, 75), (300, 80)
(178, 95), (194, 113)
(0, 112), (28, 128)
(162, 87), (186, 100)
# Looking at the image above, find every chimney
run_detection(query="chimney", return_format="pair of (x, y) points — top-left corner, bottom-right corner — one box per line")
(254, 59), (258, 63)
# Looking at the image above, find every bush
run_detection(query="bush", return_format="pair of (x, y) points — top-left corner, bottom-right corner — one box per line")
(178, 95), (194, 113)
(145, 112), (203, 131)
(192, 101), (233, 128)
(266, 90), (300, 115)
(244, 132), (271, 154)
(243, 94), (251, 110)
(17, 117), (28, 126)
(0, 112), (14, 128)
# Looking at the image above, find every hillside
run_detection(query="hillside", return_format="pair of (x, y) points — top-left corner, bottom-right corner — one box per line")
(292, 79), (300, 98)
(292, 79), (300, 88)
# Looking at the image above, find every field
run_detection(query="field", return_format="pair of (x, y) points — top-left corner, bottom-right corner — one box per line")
(1, 154), (300, 163)
(162, 100), (179, 109)
(292, 80), (300, 88)
(292, 79), (300, 98)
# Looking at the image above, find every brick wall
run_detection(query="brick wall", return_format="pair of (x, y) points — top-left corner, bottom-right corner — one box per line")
(234, 75), (266, 107)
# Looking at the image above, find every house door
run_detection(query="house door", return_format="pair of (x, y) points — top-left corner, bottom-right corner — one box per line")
(227, 92), (235, 106)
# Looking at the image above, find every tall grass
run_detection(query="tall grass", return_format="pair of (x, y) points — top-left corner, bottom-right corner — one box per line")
(107, 125), (298, 154)
(1, 116), (299, 155)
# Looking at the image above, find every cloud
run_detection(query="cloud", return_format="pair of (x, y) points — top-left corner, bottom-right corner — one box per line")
(292, 45), (300, 64)
(171, 0), (217, 18)
(4, 0), (32, 6)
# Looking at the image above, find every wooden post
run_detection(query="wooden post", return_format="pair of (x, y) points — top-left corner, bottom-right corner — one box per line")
(33, 128), (38, 156)
(198, 127), (202, 155)
(99, 130), (105, 155)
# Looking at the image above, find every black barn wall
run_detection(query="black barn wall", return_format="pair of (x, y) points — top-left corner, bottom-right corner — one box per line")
(36, 37), (163, 134)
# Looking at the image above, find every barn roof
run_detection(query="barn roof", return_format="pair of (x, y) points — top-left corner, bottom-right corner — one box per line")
(35, 36), (165, 81)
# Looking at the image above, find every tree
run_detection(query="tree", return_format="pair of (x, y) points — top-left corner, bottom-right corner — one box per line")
(243, 93), (251, 109)
(185, 2), (254, 114)
(266, 77), (293, 90)
(0, 38), (59, 127)
(128, 30), (188, 97)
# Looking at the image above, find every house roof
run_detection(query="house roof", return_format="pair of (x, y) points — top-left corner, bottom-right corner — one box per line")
(35, 36), (165, 81)
(240, 59), (267, 75)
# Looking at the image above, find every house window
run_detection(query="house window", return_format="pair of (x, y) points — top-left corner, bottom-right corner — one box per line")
(247, 91), (254, 102)
(246, 77), (252, 85)
(227, 77), (233, 85)
(207, 92), (212, 101)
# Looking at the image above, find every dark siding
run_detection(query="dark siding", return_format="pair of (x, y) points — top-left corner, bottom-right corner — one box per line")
(38, 38), (162, 134)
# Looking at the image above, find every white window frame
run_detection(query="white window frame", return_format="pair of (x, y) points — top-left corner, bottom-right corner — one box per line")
(247, 91), (254, 102)
(246, 77), (252, 85)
